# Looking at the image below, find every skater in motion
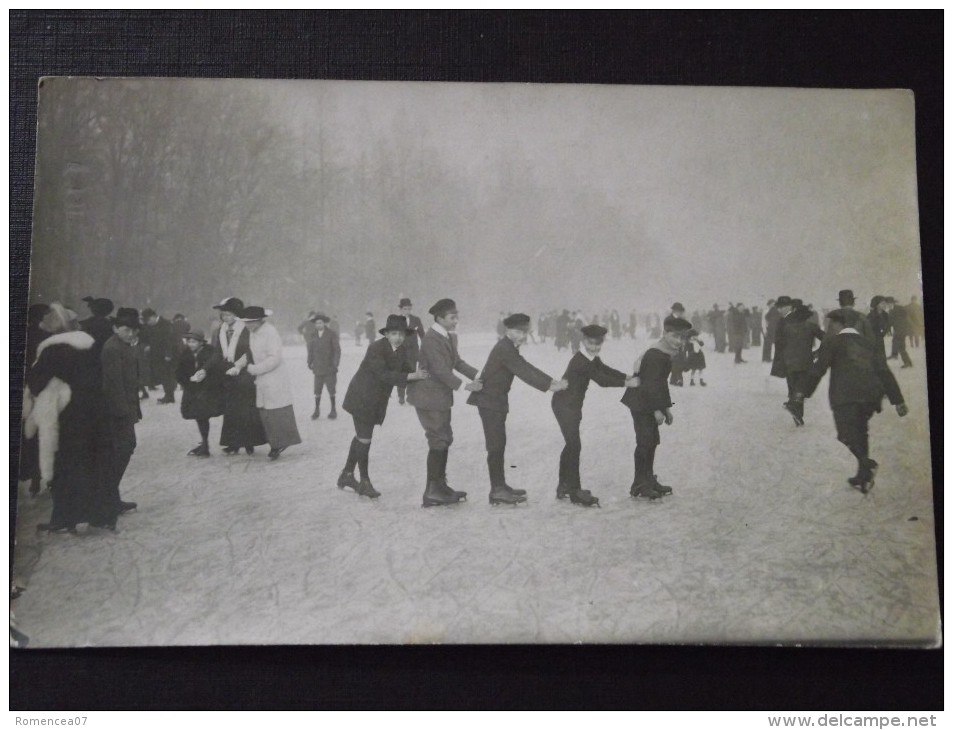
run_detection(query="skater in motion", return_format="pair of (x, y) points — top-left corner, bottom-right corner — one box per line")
(551, 324), (639, 507)
(175, 329), (223, 457)
(621, 316), (695, 500)
(796, 309), (907, 493)
(407, 298), (482, 508)
(338, 314), (428, 499)
(306, 312), (341, 420)
(771, 298), (824, 426)
(467, 313), (568, 505)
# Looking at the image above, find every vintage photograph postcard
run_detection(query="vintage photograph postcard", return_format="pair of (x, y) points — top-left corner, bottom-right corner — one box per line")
(11, 78), (939, 647)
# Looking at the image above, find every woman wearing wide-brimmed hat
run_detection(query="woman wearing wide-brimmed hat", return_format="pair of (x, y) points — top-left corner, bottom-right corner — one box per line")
(211, 297), (267, 455)
(337, 314), (428, 498)
(25, 302), (115, 532)
(237, 305), (302, 460)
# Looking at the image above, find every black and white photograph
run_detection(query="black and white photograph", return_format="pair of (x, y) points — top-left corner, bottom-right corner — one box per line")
(11, 75), (940, 649)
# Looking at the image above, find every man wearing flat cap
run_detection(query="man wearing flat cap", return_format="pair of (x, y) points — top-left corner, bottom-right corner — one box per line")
(306, 312), (341, 420)
(798, 309), (907, 493)
(407, 298), (482, 507)
(467, 313), (567, 505)
(396, 297), (427, 406)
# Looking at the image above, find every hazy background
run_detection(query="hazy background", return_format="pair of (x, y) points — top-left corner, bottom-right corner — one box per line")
(29, 78), (923, 331)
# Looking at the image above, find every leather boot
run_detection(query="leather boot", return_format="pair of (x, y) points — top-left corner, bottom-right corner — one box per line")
(489, 485), (527, 505)
(422, 479), (460, 507)
(436, 449), (466, 500)
(568, 488), (600, 507)
(328, 396), (337, 420)
(311, 397), (321, 420)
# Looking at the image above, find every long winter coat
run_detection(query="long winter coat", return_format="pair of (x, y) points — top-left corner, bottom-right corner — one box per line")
(802, 330), (903, 410)
(343, 337), (414, 425)
(771, 311), (824, 377)
(213, 320), (268, 448)
(246, 321), (294, 410)
(406, 327), (478, 411)
(306, 327), (341, 376)
(175, 344), (224, 420)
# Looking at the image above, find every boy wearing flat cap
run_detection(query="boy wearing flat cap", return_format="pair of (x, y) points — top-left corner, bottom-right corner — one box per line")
(552, 324), (639, 507)
(407, 298), (483, 507)
(621, 316), (695, 499)
(339, 315), (428, 499)
(797, 309), (907, 493)
(467, 313), (567, 505)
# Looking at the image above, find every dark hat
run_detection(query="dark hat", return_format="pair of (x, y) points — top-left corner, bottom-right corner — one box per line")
(213, 297), (245, 315)
(663, 317), (695, 335)
(182, 329), (206, 342)
(399, 297), (413, 308)
(89, 297), (114, 317)
(791, 298), (804, 308)
(838, 289), (856, 305)
(826, 309), (850, 325)
(111, 307), (141, 329)
(502, 313), (531, 330)
(428, 298), (457, 318)
(141, 307), (157, 320)
(28, 303), (50, 325)
(82, 296), (96, 304)
(379, 314), (415, 335)
(580, 324), (608, 340)
(670, 302), (685, 312)
(775, 296), (794, 308)
(239, 306), (272, 321)
(870, 295), (885, 309)
(173, 313), (186, 321)
(884, 296), (896, 304)
(310, 312), (331, 323)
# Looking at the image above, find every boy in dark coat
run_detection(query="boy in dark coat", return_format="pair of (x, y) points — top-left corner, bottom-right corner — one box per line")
(306, 312), (341, 420)
(621, 316), (694, 499)
(396, 297), (427, 405)
(338, 315), (428, 499)
(552, 324), (638, 507)
(467, 313), (567, 505)
(175, 330), (224, 457)
(407, 298), (482, 507)
(797, 309), (907, 493)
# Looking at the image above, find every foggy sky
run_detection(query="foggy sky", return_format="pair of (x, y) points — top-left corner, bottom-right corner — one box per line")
(30, 79), (923, 329)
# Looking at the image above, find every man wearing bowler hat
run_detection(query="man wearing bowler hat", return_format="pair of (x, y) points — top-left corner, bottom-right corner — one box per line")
(467, 313), (567, 505)
(306, 312), (341, 420)
(826, 289), (876, 343)
(407, 298), (483, 507)
(396, 297), (427, 406)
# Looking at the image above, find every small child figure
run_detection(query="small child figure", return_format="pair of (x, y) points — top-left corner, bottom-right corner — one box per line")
(685, 334), (707, 386)
(175, 330), (224, 457)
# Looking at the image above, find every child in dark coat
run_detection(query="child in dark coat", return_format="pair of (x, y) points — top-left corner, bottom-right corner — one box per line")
(621, 317), (695, 499)
(175, 330), (224, 457)
(551, 324), (638, 507)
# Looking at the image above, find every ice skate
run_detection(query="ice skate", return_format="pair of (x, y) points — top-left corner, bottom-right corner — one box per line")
(689, 379), (695, 386)
(699, 378), (707, 386)
(851, 459), (878, 494)
(356, 479), (381, 499)
(651, 475), (673, 496)
(783, 401), (804, 426)
(245, 446), (255, 455)
(267, 446), (287, 460)
(422, 480), (461, 508)
(337, 470), (361, 492)
(310, 405), (320, 420)
(117, 500), (138, 515)
(439, 478), (467, 501)
(188, 443), (210, 457)
(568, 488), (600, 507)
(489, 485), (527, 505)
(37, 522), (77, 534)
(630, 481), (663, 500)
(223, 446), (240, 455)
(328, 407), (337, 420)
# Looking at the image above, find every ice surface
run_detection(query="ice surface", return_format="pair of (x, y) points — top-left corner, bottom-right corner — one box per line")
(11, 332), (940, 647)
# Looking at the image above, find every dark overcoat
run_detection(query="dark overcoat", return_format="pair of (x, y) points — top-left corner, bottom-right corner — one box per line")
(467, 336), (552, 414)
(342, 337), (414, 425)
(307, 328), (341, 375)
(802, 331), (903, 410)
(212, 324), (268, 448)
(621, 347), (673, 413)
(552, 351), (626, 415)
(176, 344), (225, 421)
(772, 312), (824, 376)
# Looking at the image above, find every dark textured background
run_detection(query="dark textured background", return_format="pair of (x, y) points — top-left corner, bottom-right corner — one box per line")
(10, 10), (942, 710)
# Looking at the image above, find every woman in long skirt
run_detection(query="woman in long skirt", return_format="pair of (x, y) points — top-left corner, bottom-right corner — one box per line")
(212, 297), (267, 455)
(239, 305), (302, 460)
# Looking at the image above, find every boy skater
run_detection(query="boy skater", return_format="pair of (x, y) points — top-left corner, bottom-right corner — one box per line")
(175, 330), (224, 457)
(307, 312), (341, 420)
(338, 315), (428, 499)
(552, 324), (639, 507)
(796, 309), (907, 493)
(621, 316), (695, 499)
(407, 298), (483, 507)
(467, 313), (568, 505)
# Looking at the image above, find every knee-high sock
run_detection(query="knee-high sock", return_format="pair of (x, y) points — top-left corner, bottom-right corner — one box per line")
(197, 419), (210, 443)
(356, 441), (370, 481)
(344, 437), (360, 473)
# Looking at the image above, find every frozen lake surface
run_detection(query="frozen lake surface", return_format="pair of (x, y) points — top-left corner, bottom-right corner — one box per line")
(12, 332), (940, 647)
